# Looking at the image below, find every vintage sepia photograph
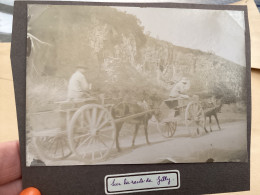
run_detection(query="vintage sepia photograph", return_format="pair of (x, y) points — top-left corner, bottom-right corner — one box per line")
(26, 4), (248, 166)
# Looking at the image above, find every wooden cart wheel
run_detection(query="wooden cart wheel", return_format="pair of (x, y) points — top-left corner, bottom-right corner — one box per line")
(32, 130), (72, 161)
(157, 121), (177, 138)
(185, 101), (206, 136)
(68, 104), (116, 163)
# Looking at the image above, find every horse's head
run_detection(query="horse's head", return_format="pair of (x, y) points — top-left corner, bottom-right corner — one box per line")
(142, 93), (163, 120)
(216, 97), (223, 112)
(141, 92), (159, 108)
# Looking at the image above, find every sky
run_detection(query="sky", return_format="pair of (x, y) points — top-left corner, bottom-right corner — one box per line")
(115, 7), (246, 66)
(0, 0), (14, 5)
(0, 0), (13, 34)
(0, 12), (12, 33)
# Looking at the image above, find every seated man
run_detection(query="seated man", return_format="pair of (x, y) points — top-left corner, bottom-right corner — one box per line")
(169, 77), (190, 99)
(67, 65), (92, 100)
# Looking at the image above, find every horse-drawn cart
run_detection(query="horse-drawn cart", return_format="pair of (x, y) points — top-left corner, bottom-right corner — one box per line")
(28, 95), (209, 164)
(28, 96), (158, 163)
(156, 95), (206, 138)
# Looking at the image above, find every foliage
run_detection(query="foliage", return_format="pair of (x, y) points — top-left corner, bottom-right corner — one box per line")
(27, 5), (246, 111)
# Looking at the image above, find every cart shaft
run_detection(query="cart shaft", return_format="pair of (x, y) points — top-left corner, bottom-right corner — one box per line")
(114, 109), (156, 123)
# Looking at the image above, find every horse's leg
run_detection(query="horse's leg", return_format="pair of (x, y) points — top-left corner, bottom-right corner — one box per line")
(209, 115), (212, 132)
(204, 116), (208, 133)
(115, 123), (123, 152)
(144, 122), (150, 145)
(132, 124), (140, 147)
(196, 127), (200, 135)
(214, 114), (221, 130)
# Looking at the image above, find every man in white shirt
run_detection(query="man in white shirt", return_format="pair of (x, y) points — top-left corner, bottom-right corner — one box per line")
(67, 65), (91, 100)
(169, 77), (190, 99)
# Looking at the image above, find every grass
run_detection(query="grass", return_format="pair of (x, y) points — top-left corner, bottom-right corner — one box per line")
(26, 76), (68, 113)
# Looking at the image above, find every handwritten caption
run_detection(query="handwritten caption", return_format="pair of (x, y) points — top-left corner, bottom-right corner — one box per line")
(105, 170), (180, 194)
(111, 175), (171, 186)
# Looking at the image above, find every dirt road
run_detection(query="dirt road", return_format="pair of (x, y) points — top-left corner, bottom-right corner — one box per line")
(43, 120), (247, 166)
(103, 120), (247, 164)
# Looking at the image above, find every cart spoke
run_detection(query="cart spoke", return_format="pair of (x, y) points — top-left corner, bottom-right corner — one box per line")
(75, 136), (82, 148)
(95, 110), (105, 127)
(60, 138), (64, 157)
(84, 136), (94, 151)
(56, 139), (62, 157)
(91, 138), (96, 161)
(196, 108), (203, 116)
(96, 119), (109, 131)
(80, 137), (94, 159)
(54, 139), (59, 155)
(44, 139), (52, 150)
(79, 112), (90, 129)
(74, 132), (91, 140)
(75, 124), (91, 133)
(62, 138), (69, 155)
(193, 104), (199, 115)
(48, 137), (55, 150)
(99, 151), (103, 159)
(91, 107), (97, 129)
(97, 137), (109, 149)
(85, 110), (92, 125)
(47, 137), (55, 144)
(77, 135), (92, 149)
(80, 112), (84, 128)
(98, 125), (114, 132)
(92, 151), (95, 161)
(46, 137), (53, 143)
